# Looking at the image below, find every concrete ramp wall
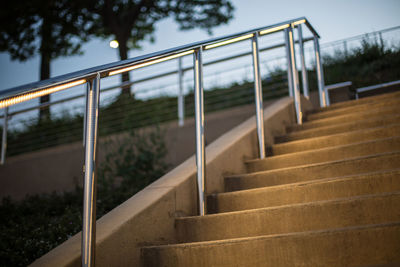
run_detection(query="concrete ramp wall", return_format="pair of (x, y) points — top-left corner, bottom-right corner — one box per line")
(31, 96), (313, 266)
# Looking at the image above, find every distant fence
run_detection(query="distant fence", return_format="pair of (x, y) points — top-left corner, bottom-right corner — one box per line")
(1, 25), (399, 157)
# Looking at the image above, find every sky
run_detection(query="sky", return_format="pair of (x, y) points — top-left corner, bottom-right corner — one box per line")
(0, 0), (399, 93)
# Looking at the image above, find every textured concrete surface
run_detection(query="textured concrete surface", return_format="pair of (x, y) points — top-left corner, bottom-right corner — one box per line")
(0, 101), (272, 200)
(276, 114), (400, 143)
(208, 169), (400, 213)
(288, 104), (400, 132)
(142, 91), (400, 267)
(306, 97), (400, 121)
(225, 151), (400, 191)
(177, 192), (400, 242)
(247, 136), (400, 172)
(31, 96), (307, 267)
(310, 90), (400, 112)
(142, 223), (400, 267)
(272, 123), (400, 155)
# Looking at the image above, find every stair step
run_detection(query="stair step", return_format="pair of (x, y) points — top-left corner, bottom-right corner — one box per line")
(306, 97), (400, 121)
(208, 169), (400, 213)
(272, 123), (400, 155)
(310, 90), (400, 113)
(248, 136), (400, 172)
(275, 114), (400, 143)
(288, 104), (400, 132)
(225, 151), (400, 191)
(178, 192), (400, 243)
(142, 223), (400, 267)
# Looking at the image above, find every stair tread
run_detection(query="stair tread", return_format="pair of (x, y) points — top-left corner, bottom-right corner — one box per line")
(246, 136), (400, 172)
(306, 98), (400, 121)
(143, 221), (400, 248)
(288, 105), (400, 132)
(143, 222), (400, 266)
(273, 123), (400, 155)
(208, 169), (400, 213)
(310, 90), (400, 113)
(225, 151), (400, 191)
(176, 192), (400, 243)
(275, 113), (400, 143)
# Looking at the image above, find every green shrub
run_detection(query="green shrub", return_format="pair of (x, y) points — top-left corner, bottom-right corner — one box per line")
(0, 127), (169, 266)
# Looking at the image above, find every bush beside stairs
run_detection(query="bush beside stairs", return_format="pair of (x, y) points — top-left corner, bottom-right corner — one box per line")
(141, 91), (400, 266)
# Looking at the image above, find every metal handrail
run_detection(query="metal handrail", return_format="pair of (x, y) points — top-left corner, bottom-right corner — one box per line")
(0, 17), (314, 103)
(0, 17), (324, 267)
(355, 80), (400, 99)
(325, 81), (352, 91)
(0, 37), (313, 120)
(325, 81), (352, 105)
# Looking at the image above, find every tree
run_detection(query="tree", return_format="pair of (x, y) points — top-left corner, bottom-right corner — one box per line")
(90, 0), (234, 97)
(0, 0), (93, 121)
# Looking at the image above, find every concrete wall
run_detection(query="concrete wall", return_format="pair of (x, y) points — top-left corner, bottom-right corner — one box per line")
(0, 102), (270, 200)
(30, 96), (314, 266)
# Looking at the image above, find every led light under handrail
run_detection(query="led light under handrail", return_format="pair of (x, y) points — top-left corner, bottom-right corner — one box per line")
(259, 24), (290, 35)
(0, 79), (86, 109)
(108, 50), (195, 76)
(203, 33), (254, 50)
(293, 19), (306, 26)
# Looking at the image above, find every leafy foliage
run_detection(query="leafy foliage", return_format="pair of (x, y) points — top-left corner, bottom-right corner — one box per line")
(88, 0), (235, 95)
(320, 38), (400, 90)
(96, 127), (169, 215)
(0, 127), (169, 266)
(0, 0), (94, 120)
(0, 0), (92, 61)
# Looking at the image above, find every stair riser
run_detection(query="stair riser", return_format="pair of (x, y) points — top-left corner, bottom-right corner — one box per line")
(289, 106), (400, 132)
(273, 123), (400, 155)
(142, 224), (400, 267)
(225, 153), (400, 191)
(177, 193), (400, 243)
(248, 137), (400, 172)
(307, 98), (400, 121)
(310, 90), (400, 112)
(209, 171), (400, 213)
(275, 115), (400, 143)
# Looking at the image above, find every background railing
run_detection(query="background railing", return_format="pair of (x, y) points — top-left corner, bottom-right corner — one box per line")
(2, 24), (399, 163)
(0, 17), (324, 267)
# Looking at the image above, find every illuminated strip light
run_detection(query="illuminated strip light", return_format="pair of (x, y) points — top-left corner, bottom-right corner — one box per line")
(0, 79), (86, 109)
(108, 50), (195, 76)
(204, 33), (254, 50)
(259, 24), (290, 35)
(293, 19), (306, 26)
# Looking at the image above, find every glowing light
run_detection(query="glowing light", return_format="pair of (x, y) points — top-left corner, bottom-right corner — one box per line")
(108, 50), (195, 76)
(0, 79), (86, 109)
(109, 40), (119, 49)
(204, 34), (254, 50)
(259, 24), (290, 35)
(293, 19), (306, 26)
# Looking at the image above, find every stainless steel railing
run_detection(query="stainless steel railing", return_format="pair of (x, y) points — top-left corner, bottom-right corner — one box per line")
(355, 80), (400, 99)
(2, 23), (400, 161)
(0, 17), (324, 266)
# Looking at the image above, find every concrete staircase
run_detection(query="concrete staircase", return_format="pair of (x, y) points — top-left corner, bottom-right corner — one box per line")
(141, 91), (400, 266)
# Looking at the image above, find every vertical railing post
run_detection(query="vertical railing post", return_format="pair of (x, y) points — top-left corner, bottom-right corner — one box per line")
(343, 40), (348, 57)
(178, 57), (185, 126)
(251, 32), (265, 159)
(287, 25), (303, 124)
(82, 73), (100, 267)
(379, 32), (384, 49)
(1, 107), (8, 165)
(83, 83), (89, 147)
(193, 48), (205, 216)
(297, 24), (309, 99)
(314, 36), (329, 107)
(284, 29), (294, 97)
